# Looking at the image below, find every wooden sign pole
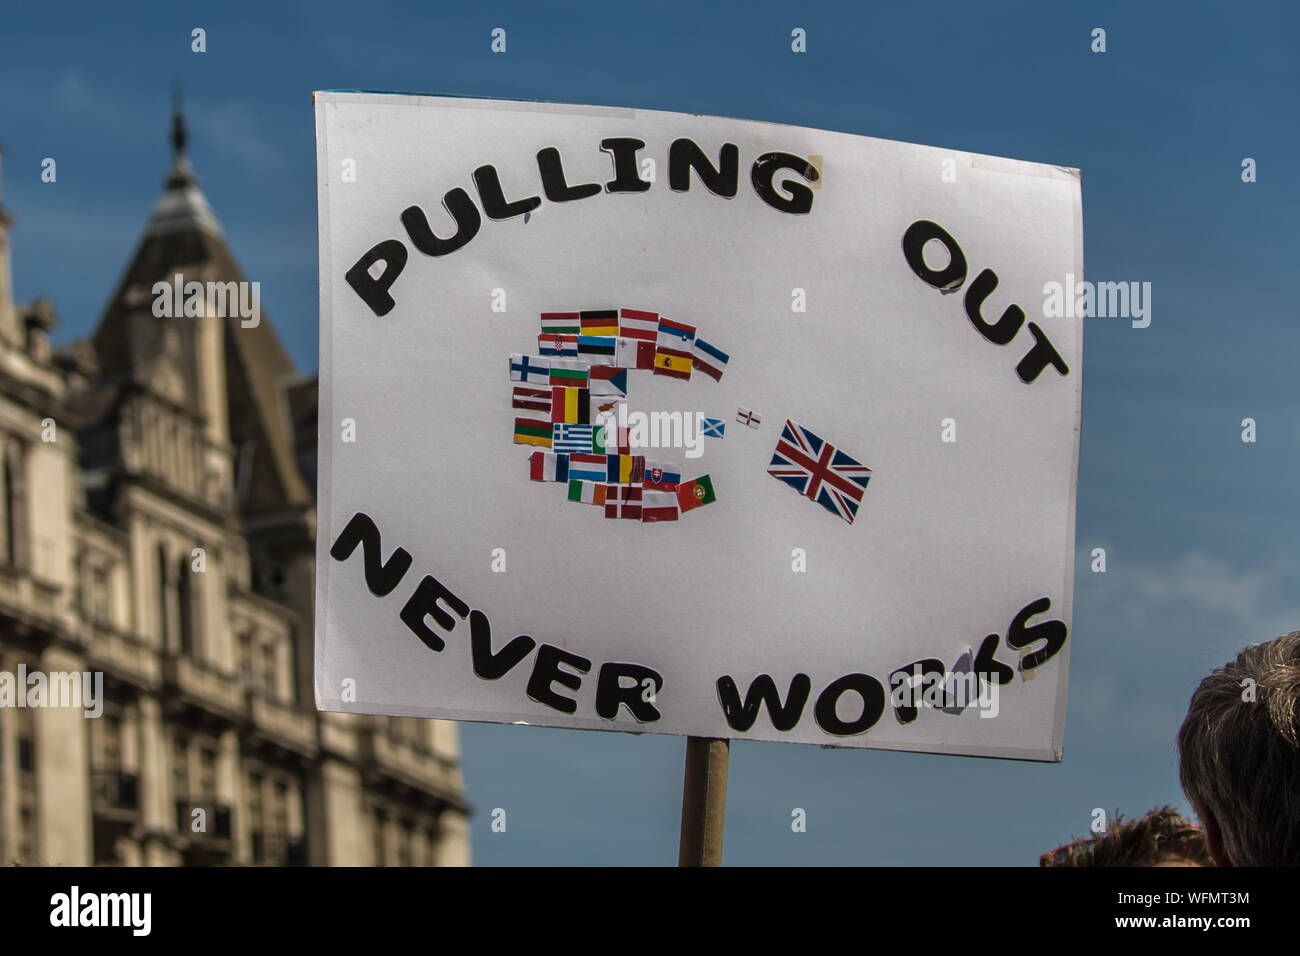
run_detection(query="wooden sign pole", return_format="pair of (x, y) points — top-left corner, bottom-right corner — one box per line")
(677, 736), (730, 866)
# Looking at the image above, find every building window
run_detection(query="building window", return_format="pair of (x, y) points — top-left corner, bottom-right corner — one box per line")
(239, 632), (254, 689)
(157, 544), (171, 646)
(178, 555), (199, 658)
(2, 441), (26, 569)
(16, 705), (35, 775)
(398, 820), (413, 867)
(198, 747), (217, 798)
(98, 714), (122, 769)
(248, 772), (264, 862)
(90, 565), (111, 622)
(172, 734), (189, 801)
(372, 809), (387, 867)
(260, 643), (276, 698)
(272, 782), (288, 835)
(19, 803), (37, 863)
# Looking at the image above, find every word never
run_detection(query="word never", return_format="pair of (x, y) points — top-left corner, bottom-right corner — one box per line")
(330, 513), (664, 722)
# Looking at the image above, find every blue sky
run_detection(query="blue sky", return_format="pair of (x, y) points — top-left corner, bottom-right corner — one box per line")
(2, 0), (1297, 864)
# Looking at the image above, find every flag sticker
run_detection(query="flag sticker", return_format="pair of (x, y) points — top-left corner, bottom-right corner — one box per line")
(514, 415), (553, 447)
(510, 353), (551, 384)
(529, 451), (570, 482)
(692, 338), (729, 381)
(539, 333), (579, 357)
(567, 479), (609, 506)
(579, 310), (619, 335)
(549, 359), (590, 388)
(606, 454), (646, 484)
(605, 484), (643, 520)
(541, 312), (581, 334)
(550, 387), (590, 424)
(619, 308), (659, 341)
(657, 317), (696, 348)
(767, 419), (872, 525)
(588, 366), (628, 396)
(552, 423), (608, 455)
(643, 460), (682, 491)
(577, 335), (617, 365)
(568, 453), (607, 483)
(653, 346), (693, 380)
(513, 386), (552, 413)
(511, 308), (725, 524)
(677, 474), (716, 512)
(641, 490), (680, 522)
(737, 406), (762, 428)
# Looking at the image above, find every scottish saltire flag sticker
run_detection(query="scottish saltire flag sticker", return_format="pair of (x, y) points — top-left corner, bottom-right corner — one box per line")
(767, 419), (872, 525)
(701, 417), (725, 438)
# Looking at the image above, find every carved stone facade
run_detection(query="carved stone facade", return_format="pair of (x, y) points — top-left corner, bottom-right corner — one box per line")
(0, 116), (469, 866)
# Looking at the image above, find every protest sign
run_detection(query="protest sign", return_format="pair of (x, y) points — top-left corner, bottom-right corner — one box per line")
(314, 91), (1082, 760)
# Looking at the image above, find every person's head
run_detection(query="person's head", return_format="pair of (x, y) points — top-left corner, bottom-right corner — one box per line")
(1177, 631), (1300, 866)
(1039, 806), (1209, 867)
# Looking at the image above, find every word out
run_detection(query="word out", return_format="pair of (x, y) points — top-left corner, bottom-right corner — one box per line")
(902, 220), (1069, 384)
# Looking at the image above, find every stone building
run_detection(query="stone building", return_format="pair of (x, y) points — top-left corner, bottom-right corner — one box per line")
(0, 110), (470, 865)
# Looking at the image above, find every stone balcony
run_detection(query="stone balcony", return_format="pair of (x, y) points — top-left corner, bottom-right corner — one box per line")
(358, 729), (464, 807)
(247, 691), (318, 759)
(83, 619), (160, 689)
(162, 654), (243, 721)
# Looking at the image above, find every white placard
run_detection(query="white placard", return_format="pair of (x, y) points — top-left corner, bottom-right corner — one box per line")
(314, 91), (1083, 760)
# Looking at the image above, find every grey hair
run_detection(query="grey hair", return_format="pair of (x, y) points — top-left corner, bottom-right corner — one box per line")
(1177, 631), (1300, 865)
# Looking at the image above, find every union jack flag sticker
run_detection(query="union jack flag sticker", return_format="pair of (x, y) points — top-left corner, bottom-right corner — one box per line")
(766, 419), (872, 525)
